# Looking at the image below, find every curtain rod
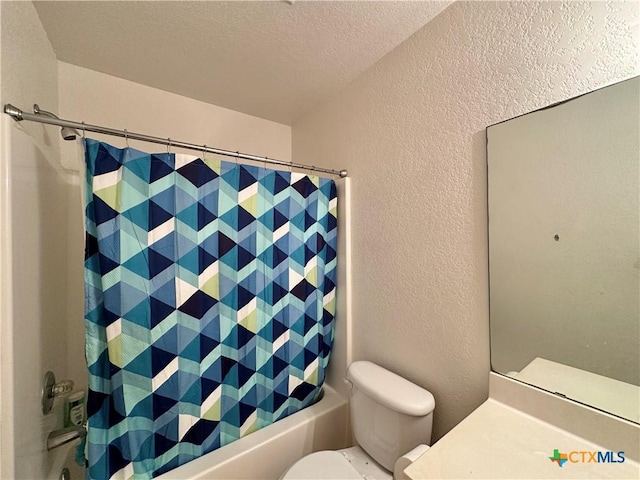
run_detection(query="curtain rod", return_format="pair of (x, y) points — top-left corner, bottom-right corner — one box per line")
(3, 104), (348, 178)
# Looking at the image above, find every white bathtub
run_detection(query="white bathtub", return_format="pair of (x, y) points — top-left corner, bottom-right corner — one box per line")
(156, 384), (349, 480)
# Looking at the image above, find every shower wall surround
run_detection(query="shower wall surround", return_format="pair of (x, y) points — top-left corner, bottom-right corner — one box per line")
(1, 2), (69, 478)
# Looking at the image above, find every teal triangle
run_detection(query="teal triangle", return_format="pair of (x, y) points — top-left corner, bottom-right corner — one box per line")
(122, 200), (149, 231)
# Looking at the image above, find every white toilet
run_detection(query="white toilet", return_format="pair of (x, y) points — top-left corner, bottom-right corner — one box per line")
(281, 361), (436, 480)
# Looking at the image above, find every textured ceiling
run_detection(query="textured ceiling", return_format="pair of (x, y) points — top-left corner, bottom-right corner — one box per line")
(33, 1), (451, 124)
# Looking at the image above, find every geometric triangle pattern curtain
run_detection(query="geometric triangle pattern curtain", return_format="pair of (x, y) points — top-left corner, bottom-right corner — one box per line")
(83, 139), (338, 479)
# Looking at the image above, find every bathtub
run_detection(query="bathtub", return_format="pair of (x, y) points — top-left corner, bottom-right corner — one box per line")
(156, 384), (350, 480)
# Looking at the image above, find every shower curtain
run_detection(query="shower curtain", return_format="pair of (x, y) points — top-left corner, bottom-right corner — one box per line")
(83, 139), (337, 479)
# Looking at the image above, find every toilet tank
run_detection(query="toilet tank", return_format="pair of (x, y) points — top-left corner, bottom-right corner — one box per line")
(346, 361), (435, 472)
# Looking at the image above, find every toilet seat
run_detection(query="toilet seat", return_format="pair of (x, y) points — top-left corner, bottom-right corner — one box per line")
(280, 451), (363, 479)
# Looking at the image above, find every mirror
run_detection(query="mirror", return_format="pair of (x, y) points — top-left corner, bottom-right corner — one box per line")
(487, 76), (640, 423)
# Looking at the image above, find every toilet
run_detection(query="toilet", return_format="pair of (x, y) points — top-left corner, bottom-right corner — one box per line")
(281, 361), (436, 480)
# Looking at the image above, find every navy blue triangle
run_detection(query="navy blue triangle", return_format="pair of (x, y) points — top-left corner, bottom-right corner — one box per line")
(291, 382), (316, 402)
(237, 207), (255, 231)
(237, 324), (254, 349)
(106, 443), (128, 475)
(273, 208), (288, 230)
(154, 431), (177, 458)
(327, 213), (337, 233)
(237, 285), (254, 310)
(149, 201), (173, 231)
(178, 290), (217, 319)
(273, 391), (288, 410)
(94, 144), (121, 175)
(304, 211), (315, 231)
(322, 308), (333, 327)
(151, 346), (175, 376)
(152, 393), (178, 420)
(323, 277), (335, 295)
(217, 232), (236, 257)
(304, 244), (315, 264)
(200, 334), (218, 361)
(303, 314), (316, 335)
(272, 355), (288, 378)
(182, 419), (219, 446)
(325, 245), (337, 263)
(272, 282), (288, 304)
(271, 245), (287, 268)
(237, 245), (255, 270)
(92, 195), (118, 225)
(177, 158), (218, 187)
(292, 176), (318, 198)
(200, 378), (220, 403)
(197, 246), (217, 274)
(221, 356), (236, 380)
(239, 401), (255, 425)
(150, 155), (174, 182)
(304, 346), (318, 367)
(103, 307), (119, 327)
(108, 390), (127, 425)
(150, 297), (174, 328)
(291, 279), (313, 301)
(198, 202), (217, 230)
(273, 172), (289, 195)
(239, 166), (257, 190)
(148, 249), (174, 278)
(85, 233), (98, 260)
(308, 233), (326, 254)
(237, 362), (254, 386)
(86, 390), (108, 420)
(273, 319), (287, 340)
(99, 253), (119, 275)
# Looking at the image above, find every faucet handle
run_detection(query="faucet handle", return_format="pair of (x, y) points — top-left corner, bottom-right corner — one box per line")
(42, 371), (75, 415)
(47, 425), (87, 451)
(51, 379), (74, 396)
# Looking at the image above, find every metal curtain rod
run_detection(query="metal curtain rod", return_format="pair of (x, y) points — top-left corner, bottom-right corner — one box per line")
(3, 104), (348, 178)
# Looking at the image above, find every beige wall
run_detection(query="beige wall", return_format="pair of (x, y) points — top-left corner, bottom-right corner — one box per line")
(292, 0), (639, 440)
(58, 62), (292, 170)
(1, 1), (71, 478)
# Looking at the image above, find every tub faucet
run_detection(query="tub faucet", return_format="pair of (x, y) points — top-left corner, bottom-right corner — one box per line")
(47, 425), (86, 451)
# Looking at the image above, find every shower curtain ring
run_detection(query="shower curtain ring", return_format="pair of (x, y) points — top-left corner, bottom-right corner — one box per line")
(235, 151), (240, 165)
(203, 144), (207, 161)
(81, 121), (86, 139)
(124, 129), (129, 147)
(167, 138), (171, 154)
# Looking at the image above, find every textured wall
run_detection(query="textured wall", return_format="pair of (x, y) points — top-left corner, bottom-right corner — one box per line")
(292, 0), (639, 440)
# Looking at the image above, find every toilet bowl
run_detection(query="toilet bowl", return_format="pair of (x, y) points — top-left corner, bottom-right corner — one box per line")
(281, 361), (435, 479)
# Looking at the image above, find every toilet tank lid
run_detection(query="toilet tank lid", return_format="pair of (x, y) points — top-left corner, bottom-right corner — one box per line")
(347, 361), (435, 416)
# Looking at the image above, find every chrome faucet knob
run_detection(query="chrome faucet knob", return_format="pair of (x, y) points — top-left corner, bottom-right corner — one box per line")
(42, 371), (75, 414)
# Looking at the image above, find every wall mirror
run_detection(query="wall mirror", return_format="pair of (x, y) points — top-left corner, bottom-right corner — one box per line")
(487, 76), (640, 423)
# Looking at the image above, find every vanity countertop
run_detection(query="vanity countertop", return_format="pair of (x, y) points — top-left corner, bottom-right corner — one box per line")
(404, 374), (640, 480)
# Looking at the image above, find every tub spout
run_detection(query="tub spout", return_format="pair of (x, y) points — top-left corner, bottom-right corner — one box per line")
(47, 426), (86, 451)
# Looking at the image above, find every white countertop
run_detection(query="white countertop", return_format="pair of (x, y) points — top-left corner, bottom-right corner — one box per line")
(404, 373), (640, 480)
